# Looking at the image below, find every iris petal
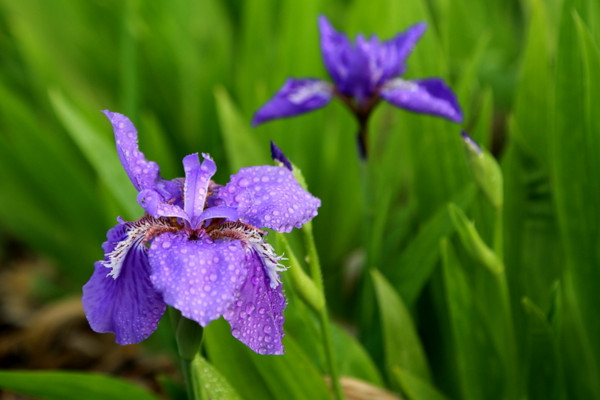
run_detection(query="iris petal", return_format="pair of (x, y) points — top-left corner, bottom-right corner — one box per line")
(224, 251), (286, 355)
(82, 220), (166, 345)
(220, 165), (321, 233)
(252, 79), (333, 126)
(318, 15), (353, 89)
(380, 78), (463, 123)
(183, 153), (216, 228)
(380, 22), (427, 79)
(103, 110), (182, 214)
(148, 233), (248, 327)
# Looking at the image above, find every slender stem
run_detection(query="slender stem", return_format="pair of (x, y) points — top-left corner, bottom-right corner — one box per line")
(493, 206), (504, 259)
(169, 307), (204, 400)
(180, 357), (195, 400)
(492, 205), (519, 398)
(302, 222), (345, 400)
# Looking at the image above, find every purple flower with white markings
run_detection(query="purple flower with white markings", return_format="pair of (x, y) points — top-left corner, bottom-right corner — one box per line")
(82, 111), (320, 355)
(252, 15), (463, 157)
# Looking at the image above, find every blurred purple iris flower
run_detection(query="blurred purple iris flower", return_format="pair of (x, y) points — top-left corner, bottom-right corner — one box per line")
(252, 15), (463, 156)
(82, 111), (320, 355)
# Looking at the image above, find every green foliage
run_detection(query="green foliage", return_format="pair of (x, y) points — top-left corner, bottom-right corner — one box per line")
(0, 371), (159, 400)
(0, 0), (598, 399)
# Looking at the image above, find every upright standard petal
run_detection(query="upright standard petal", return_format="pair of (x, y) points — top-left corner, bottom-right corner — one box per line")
(103, 111), (161, 192)
(252, 79), (333, 126)
(379, 22), (427, 79)
(340, 34), (373, 102)
(224, 251), (286, 355)
(148, 233), (248, 326)
(82, 220), (167, 345)
(219, 166), (321, 233)
(183, 153), (216, 228)
(318, 15), (353, 88)
(379, 78), (463, 123)
(103, 110), (182, 213)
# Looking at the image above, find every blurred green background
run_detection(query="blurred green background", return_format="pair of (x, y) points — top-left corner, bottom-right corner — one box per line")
(0, 0), (599, 399)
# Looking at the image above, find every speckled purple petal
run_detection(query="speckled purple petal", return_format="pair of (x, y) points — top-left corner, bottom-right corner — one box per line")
(137, 189), (188, 221)
(318, 15), (353, 89)
(379, 22), (426, 79)
(252, 79), (333, 126)
(183, 153), (216, 228)
(148, 233), (248, 326)
(103, 111), (182, 215)
(220, 166), (321, 233)
(197, 206), (239, 223)
(82, 221), (166, 345)
(103, 110), (161, 192)
(224, 251), (286, 355)
(380, 78), (463, 123)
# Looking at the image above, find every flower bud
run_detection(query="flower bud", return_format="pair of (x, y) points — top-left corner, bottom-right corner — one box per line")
(461, 131), (503, 209)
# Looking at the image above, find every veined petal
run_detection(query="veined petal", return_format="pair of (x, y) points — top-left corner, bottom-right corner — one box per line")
(252, 79), (333, 126)
(224, 251), (286, 355)
(197, 206), (239, 224)
(380, 22), (426, 79)
(380, 78), (463, 123)
(183, 153), (216, 228)
(148, 233), (248, 327)
(220, 166), (321, 233)
(103, 110), (161, 192)
(318, 15), (353, 88)
(82, 218), (167, 345)
(138, 189), (188, 221)
(103, 111), (183, 215)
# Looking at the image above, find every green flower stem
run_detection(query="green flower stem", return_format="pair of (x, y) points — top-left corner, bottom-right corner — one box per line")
(492, 204), (518, 398)
(302, 221), (345, 400)
(279, 233), (324, 312)
(493, 205), (504, 259)
(169, 308), (204, 400)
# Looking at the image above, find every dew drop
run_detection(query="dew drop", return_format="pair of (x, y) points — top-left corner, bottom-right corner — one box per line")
(209, 273), (218, 282)
(239, 178), (250, 187)
(232, 329), (240, 338)
(245, 304), (255, 315)
(162, 241), (171, 249)
(263, 325), (272, 334)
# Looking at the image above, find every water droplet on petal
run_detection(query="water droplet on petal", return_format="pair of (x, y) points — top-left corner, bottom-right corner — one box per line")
(239, 178), (250, 187)
(263, 325), (272, 334)
(246, 304), (255, 315)
(209, 273), (218, 282)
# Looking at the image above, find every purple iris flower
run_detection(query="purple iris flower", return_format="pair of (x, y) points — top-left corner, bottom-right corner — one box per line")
(252, 15), (463, 156)
(82, 111), (320, 355)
